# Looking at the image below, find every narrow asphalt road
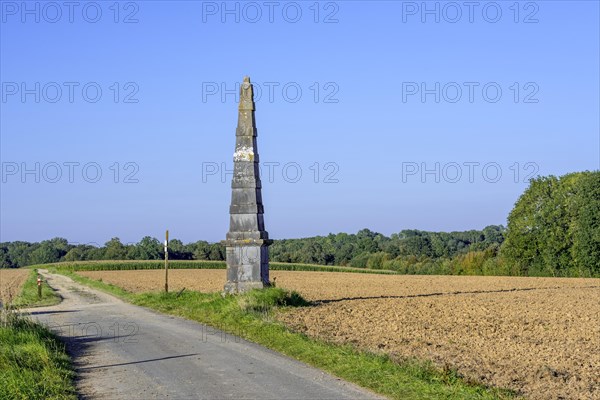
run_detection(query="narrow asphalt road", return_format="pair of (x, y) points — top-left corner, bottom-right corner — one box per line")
(26, 270), (383, 400)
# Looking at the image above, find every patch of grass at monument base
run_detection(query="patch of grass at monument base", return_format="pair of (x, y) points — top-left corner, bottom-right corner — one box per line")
(58, 269), (514, 399)
(12, 269), (61, 308)
(237, 286), (310, 314)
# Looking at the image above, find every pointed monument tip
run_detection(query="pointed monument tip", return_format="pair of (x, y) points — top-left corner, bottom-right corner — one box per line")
(239, 76), (254, 110)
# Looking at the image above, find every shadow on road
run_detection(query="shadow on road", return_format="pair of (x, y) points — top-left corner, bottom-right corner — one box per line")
(29, 309), (80, 316)
(78, 353), (201, 371)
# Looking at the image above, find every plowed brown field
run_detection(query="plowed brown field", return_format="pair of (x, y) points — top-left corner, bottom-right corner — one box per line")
(77, 269), (600, 399)
(0, 269), (29, 304)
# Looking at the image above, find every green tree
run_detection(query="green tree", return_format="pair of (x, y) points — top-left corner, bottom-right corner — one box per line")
(64, 247), (86, 262)
(29, 243), (61, 265)
(208, 243), (225, 260)
(0, 247), (13, 268)
(300, 242), (326, 264)
(502, 176), (555, 274)
(104, 238), (127, 260)
(366, 252), (388, 269)
(502, 171), (600, 277)
(136, 237), (162, 260)
(5, 241), (35, 267)
(168, 239), (193, 260)
(192, 241), (210, 260)
(47, 237), (71, 255)
(349, 252), (370, 268)
(571, 172), (600, 276)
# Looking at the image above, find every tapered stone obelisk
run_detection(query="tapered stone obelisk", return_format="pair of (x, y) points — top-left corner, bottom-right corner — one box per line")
(223, 76), (272, 294)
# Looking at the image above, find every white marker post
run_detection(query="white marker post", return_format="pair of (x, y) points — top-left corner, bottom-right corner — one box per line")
(164, 230), (169, 293)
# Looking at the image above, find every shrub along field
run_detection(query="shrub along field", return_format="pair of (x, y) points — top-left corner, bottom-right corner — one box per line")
(72, 267), (600, 400)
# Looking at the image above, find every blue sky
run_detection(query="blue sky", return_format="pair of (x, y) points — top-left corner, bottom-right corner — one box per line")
(1, 0), (598, 244)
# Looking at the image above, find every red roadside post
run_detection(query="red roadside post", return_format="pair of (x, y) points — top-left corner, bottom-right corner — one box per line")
(37, 275), (42, 299)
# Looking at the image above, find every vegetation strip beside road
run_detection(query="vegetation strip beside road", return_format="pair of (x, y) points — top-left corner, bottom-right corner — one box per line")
(13, 269), (62, 308)
(54, 267), (516, 400)
(0, 269), (76, 400)
(46, 260), (400, 274)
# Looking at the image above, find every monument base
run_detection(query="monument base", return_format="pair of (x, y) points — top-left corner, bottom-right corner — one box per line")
(223, 280), (269, 295)
(222, 240), (272, 294)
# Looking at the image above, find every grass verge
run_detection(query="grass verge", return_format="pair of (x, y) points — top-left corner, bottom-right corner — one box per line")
(58, 268), (515, 400)
(0, 271), (75, 400)
(0, 314), (76, 400)
(13, 269), (61, 308)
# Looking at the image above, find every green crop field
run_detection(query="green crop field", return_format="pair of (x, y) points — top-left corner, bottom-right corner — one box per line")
(41, 260), (400, 275)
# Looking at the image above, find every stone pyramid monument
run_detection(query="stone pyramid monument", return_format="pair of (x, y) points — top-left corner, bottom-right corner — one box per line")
(223, 76), (272, 294)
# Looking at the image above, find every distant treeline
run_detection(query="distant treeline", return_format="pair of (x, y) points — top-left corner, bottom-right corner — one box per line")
(271, 226), (506, 274)
(0, 237), (224, 269)
(0, 228), (506, 274)
(1, 171), (598, 277)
